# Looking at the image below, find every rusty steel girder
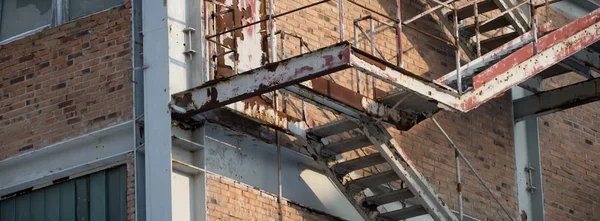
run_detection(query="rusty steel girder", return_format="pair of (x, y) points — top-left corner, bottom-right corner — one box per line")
(172, 42), (353, 118)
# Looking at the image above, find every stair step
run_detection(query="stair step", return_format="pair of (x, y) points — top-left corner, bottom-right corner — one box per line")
(453, 0), (498, 20)
(333, 154), (387, 176)
(378, 205), (428, 220)
(364, 189), (414, 206)
(347, 170), (399, 190)
(323, 135), (372, 155)
(461, 17), (511, 37)
(308, 119), (357, 138)
(480, 32), (519, 51)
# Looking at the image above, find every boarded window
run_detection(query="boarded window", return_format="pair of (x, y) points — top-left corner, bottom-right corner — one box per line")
(0, 165), (127, 221)
(69, 0), (122, 21)
(0, 0), (52, 41)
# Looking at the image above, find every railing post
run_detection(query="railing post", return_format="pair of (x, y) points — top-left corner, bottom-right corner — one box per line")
(396, 0), (403, 67)
(354, 21), (361, 93)
(474, 1), (481, 58)
(453, 3), (462, 94)
(269, 0), (276, 62)
(338, 0), (344, 42)
(530, 0), (537, 54)
(456, 150), (463, 221)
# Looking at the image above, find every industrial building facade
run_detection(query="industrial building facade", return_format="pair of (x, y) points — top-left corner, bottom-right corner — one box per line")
(0, 0), (598, 220)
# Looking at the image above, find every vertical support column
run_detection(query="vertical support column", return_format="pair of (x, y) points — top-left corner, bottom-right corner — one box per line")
(338, 0), (344, 42)
(395, 0), (403, 67)
(453, 3), (462, 94)
(512, 87), (545, 220)
(474, 1), (481, 58)
(142, 0), (173, 220)
(269, 0), (276, 63)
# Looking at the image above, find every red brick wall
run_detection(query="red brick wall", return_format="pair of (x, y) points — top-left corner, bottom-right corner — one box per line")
(0, 4), (133, 160)
(206, 174), (341, 221)
(538, 75), (600, 220)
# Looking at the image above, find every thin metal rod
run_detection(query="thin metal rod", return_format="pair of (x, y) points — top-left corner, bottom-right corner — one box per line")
(354, 15), (395, 28)
(347, 0), (398, 23)
(205, 0), (330, 39)
(232, 9), (239, 74)
(269, 0), (276, 63)
(474, 0), (481, 57)
(534, 0), (563, 9)
(396, 0), (403, 67)
(355, 23), (387, 60)
(280, 31), (286, 59)
(338, 0), (344, 42)
(354, 22), (361, 93)
(530, 0), (537, 54)
(403, 24), (456, 47)
(431, 117), (516, 221)
(369, 18), (377, 98)
(456, 150), (463, 221)
(453, 4), (462, 94)
(480, 0), (529, 27)
(274, 91), (283, 220)
(374, 95), (408, 124)
(403, 0), (454, 25)
(431, 0), (455, 9)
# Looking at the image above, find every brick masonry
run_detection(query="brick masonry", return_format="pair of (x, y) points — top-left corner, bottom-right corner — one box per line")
(538, 74), (600, 221)
(207, 173), (342, 221)
(0, 4), (134, 160)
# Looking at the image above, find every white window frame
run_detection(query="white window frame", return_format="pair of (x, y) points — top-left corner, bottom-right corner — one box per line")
(0, 0), (125, 45)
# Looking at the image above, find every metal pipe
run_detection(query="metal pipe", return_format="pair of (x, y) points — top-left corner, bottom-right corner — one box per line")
(396, 0), (403, 67)
(355, 23), (387, 59)
(338, 0), (344, 42)
(269, 0), (276, 63)
(403, 0), (454, 25)
(530, 0), (537, 54)
(479, 0), (529, 27)
(453, 4), (462, 94)
(232, 9), (239, 74)
(431, 117), (516, 221)
(456, 150), (463, 221)
(354, 15), (395, 28)
(205, 0), (330, 39)
(274, 90), (283, 220)
(474, 0), (481, 57)
(431, 0), (454, 9)
(281, 31), (286, 59)
(354, 22), (361, 93)
(347, 0), (398, 23)
(369, 18), (376, 98)
(403, 24), (456, 47)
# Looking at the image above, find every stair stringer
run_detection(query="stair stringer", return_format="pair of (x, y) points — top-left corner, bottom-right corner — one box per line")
(357, 117), (457, 221)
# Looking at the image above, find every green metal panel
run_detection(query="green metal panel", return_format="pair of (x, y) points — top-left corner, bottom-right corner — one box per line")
(1, 197), (16, 221)
(29, 190), (44, 221)
(15, 194), (30, 221)
(90, 171), (107, 221)
(45, 185), (60, 221)
(60, 181), (76, 221)
(106, 167), (123, 221)
(75, 178), (89, 221)
(0, 165), (126, 221)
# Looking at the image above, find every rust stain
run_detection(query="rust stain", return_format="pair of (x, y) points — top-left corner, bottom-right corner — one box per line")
(353, 52), (387, 70)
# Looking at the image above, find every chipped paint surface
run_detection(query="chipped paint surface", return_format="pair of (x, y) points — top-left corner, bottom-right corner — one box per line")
(173, 43), (352, 116)
(225, 99), (307, 137)
(436, 22), (554, 85)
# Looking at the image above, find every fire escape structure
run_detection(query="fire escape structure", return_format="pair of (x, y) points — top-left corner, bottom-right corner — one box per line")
(171, 0), (600, 220)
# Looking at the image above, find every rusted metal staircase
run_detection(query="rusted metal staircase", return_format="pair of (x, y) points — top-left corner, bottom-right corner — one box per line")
(171, 1), (600, 220)
(433, 0), (600, 92)
(301, 117), (456, 221)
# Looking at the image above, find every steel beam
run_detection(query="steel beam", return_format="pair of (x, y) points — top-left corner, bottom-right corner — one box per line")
(464, 8), (600, 111)
(512, 87), (545, 220)
(173, 43), (352, 117)
(513, 77), (600, 122)
(436, 22), (554, 85)
(142, 0), (173, 219)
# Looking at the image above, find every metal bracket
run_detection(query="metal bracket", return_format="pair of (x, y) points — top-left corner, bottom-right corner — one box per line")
(183, 27), (197, 58)
(525, 163), (537, 192)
